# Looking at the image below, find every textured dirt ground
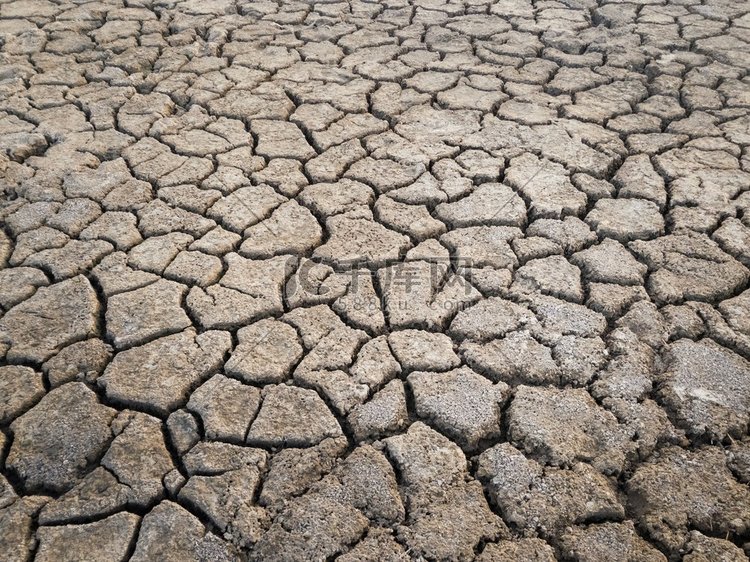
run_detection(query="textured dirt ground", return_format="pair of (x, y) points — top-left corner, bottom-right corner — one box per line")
(1, 0), (750, 560)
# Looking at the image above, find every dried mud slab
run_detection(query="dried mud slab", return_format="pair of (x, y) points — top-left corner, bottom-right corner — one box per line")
(1, 0), (750, 559)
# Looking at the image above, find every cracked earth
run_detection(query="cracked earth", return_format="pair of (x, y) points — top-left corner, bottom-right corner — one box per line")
(1, 0), (750, 560)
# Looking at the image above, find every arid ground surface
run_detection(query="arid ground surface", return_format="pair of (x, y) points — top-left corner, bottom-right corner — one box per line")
(1, 0), (750, 560)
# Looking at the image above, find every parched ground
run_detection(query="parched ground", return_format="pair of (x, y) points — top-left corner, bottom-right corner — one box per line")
(1, 0), (750, 560)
